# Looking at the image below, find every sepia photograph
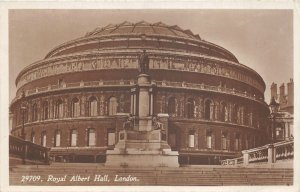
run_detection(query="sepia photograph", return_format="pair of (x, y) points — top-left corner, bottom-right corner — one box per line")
(3, 6), (297, 191)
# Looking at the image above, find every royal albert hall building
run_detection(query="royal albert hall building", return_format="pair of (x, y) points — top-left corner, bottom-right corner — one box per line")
(10, 21), (270, 164)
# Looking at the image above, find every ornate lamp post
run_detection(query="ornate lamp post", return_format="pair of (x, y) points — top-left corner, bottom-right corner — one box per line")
(269, 97), (279, 143)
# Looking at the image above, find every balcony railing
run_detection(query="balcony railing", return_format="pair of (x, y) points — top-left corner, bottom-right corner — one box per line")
(9, 135), (50, 165)
(15, 80), (264, 104)
(155, 80), (264, 103)
(221, 139), (294, 166)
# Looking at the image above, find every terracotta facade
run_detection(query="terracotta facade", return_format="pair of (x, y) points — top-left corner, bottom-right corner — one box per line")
(10, 21), (270, 164)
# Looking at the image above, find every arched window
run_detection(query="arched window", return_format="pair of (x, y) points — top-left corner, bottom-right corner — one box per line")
(235, 133), (240, 151)
(206, 130), (212, 149)
(31, 132), (35, 143)
(71, 98), (80, 117)
(249, 112), (253, 127)
(221, 132), (228, 150)
(186, 98), (194, 119)
(55, 99), (64, 119)
(220, 102), (226, 121)
(41, 131), (46, 147)
(240, 107), (244, 124)
(218, 102), (229, 122)
(32, 103), (38, 122)
(70, 129), (77, 146)
(253, 112), (257, 128)
(204, 100), (212, 120)
(232, 105), (239, 123)
(54, 130), (61, 147)
(108, 97), (118, 116)
(168, 97), (176, 117)
(42, 101), (49, 120)
(88, 128), (96, 146)
(89, 96), (97, 116)
(244, 107), (248, 125)
(20, 106), (29, 123)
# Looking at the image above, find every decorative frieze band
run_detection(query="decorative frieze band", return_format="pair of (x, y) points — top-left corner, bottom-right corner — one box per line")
(17, 55), (264, 92)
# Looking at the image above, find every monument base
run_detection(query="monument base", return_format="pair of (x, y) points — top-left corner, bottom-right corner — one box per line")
(105, 130), (179, 167)
(105, 152), (179, 167)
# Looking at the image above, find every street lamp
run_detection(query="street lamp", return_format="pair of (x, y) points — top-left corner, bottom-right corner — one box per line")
(269, 97), (279, 143)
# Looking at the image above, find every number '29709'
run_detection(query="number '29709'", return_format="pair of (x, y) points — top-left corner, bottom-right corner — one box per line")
(21, 175), (41, 182)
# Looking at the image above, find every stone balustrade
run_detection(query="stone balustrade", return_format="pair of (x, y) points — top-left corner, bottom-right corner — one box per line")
(220, 157), (243, 166)
(221, 139), (294, 166)
(155, 81), (264, 103)
(9, 135), (50, 165)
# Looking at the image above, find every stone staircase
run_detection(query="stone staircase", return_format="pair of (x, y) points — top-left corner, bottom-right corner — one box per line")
(10, 163), (293, 186)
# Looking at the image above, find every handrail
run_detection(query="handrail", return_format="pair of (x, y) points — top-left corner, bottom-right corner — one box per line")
(9, 135), (50, 165)
(221, 157), (243, 166)
(221, 139), (294, 166)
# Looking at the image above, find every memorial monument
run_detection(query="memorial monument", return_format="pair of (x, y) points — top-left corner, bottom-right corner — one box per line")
(105, 50), (179, 167)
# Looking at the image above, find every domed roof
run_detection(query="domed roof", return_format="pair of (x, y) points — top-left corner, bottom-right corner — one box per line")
(85, 21), (201, 40)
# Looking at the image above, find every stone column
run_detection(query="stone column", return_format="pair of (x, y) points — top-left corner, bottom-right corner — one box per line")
(288, 122), (292, 138)
(285, 122), (289, 140)
(149, 88), (154, 116)
(228, 103), (232, 122)
(267, 144), (275, 164)
(63, 97), (68, 118)
(214, 102), (219, 120)
(37, 100), (41, 121)
(100, 95), (105, 116)
(119, 94), (125, 113)
(139, 87), (150, 117)
(81, 96), (86, 116)
(130, 90), (134, 114)
(161, 95), (166, 113)
(198, 97), (203, 119)
(50, 98), (54, 119)
(180, 97), (185, 117)
(131, 88), (137, 116)
(136, 74), (152, 131)
(242, 151), (249, 165)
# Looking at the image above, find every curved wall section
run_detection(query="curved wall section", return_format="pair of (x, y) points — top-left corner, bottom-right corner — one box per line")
(10, 21), (270, 164)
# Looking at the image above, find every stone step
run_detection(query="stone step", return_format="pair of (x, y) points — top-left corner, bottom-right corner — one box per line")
(11, 166), (293, 172)
(10, 165), (293, 186)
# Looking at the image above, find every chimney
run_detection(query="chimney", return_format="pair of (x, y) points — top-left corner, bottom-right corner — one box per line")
(287, 78), (294, 107)
(279, 83), (285, 105)
(270, 82), (278, 100)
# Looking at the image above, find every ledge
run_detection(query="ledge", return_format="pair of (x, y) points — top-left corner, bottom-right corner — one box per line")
(12, 80), (266, 106)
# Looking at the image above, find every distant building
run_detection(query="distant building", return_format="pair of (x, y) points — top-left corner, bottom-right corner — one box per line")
(270, 79), (294, 141)
(271, 78), (294, 114)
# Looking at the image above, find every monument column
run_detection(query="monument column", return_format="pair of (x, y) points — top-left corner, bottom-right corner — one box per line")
(137, 75), (151, 117)
(105, 50), (179, 167)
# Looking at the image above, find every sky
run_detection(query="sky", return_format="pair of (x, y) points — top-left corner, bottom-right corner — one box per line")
(9, 9), (293, 103)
